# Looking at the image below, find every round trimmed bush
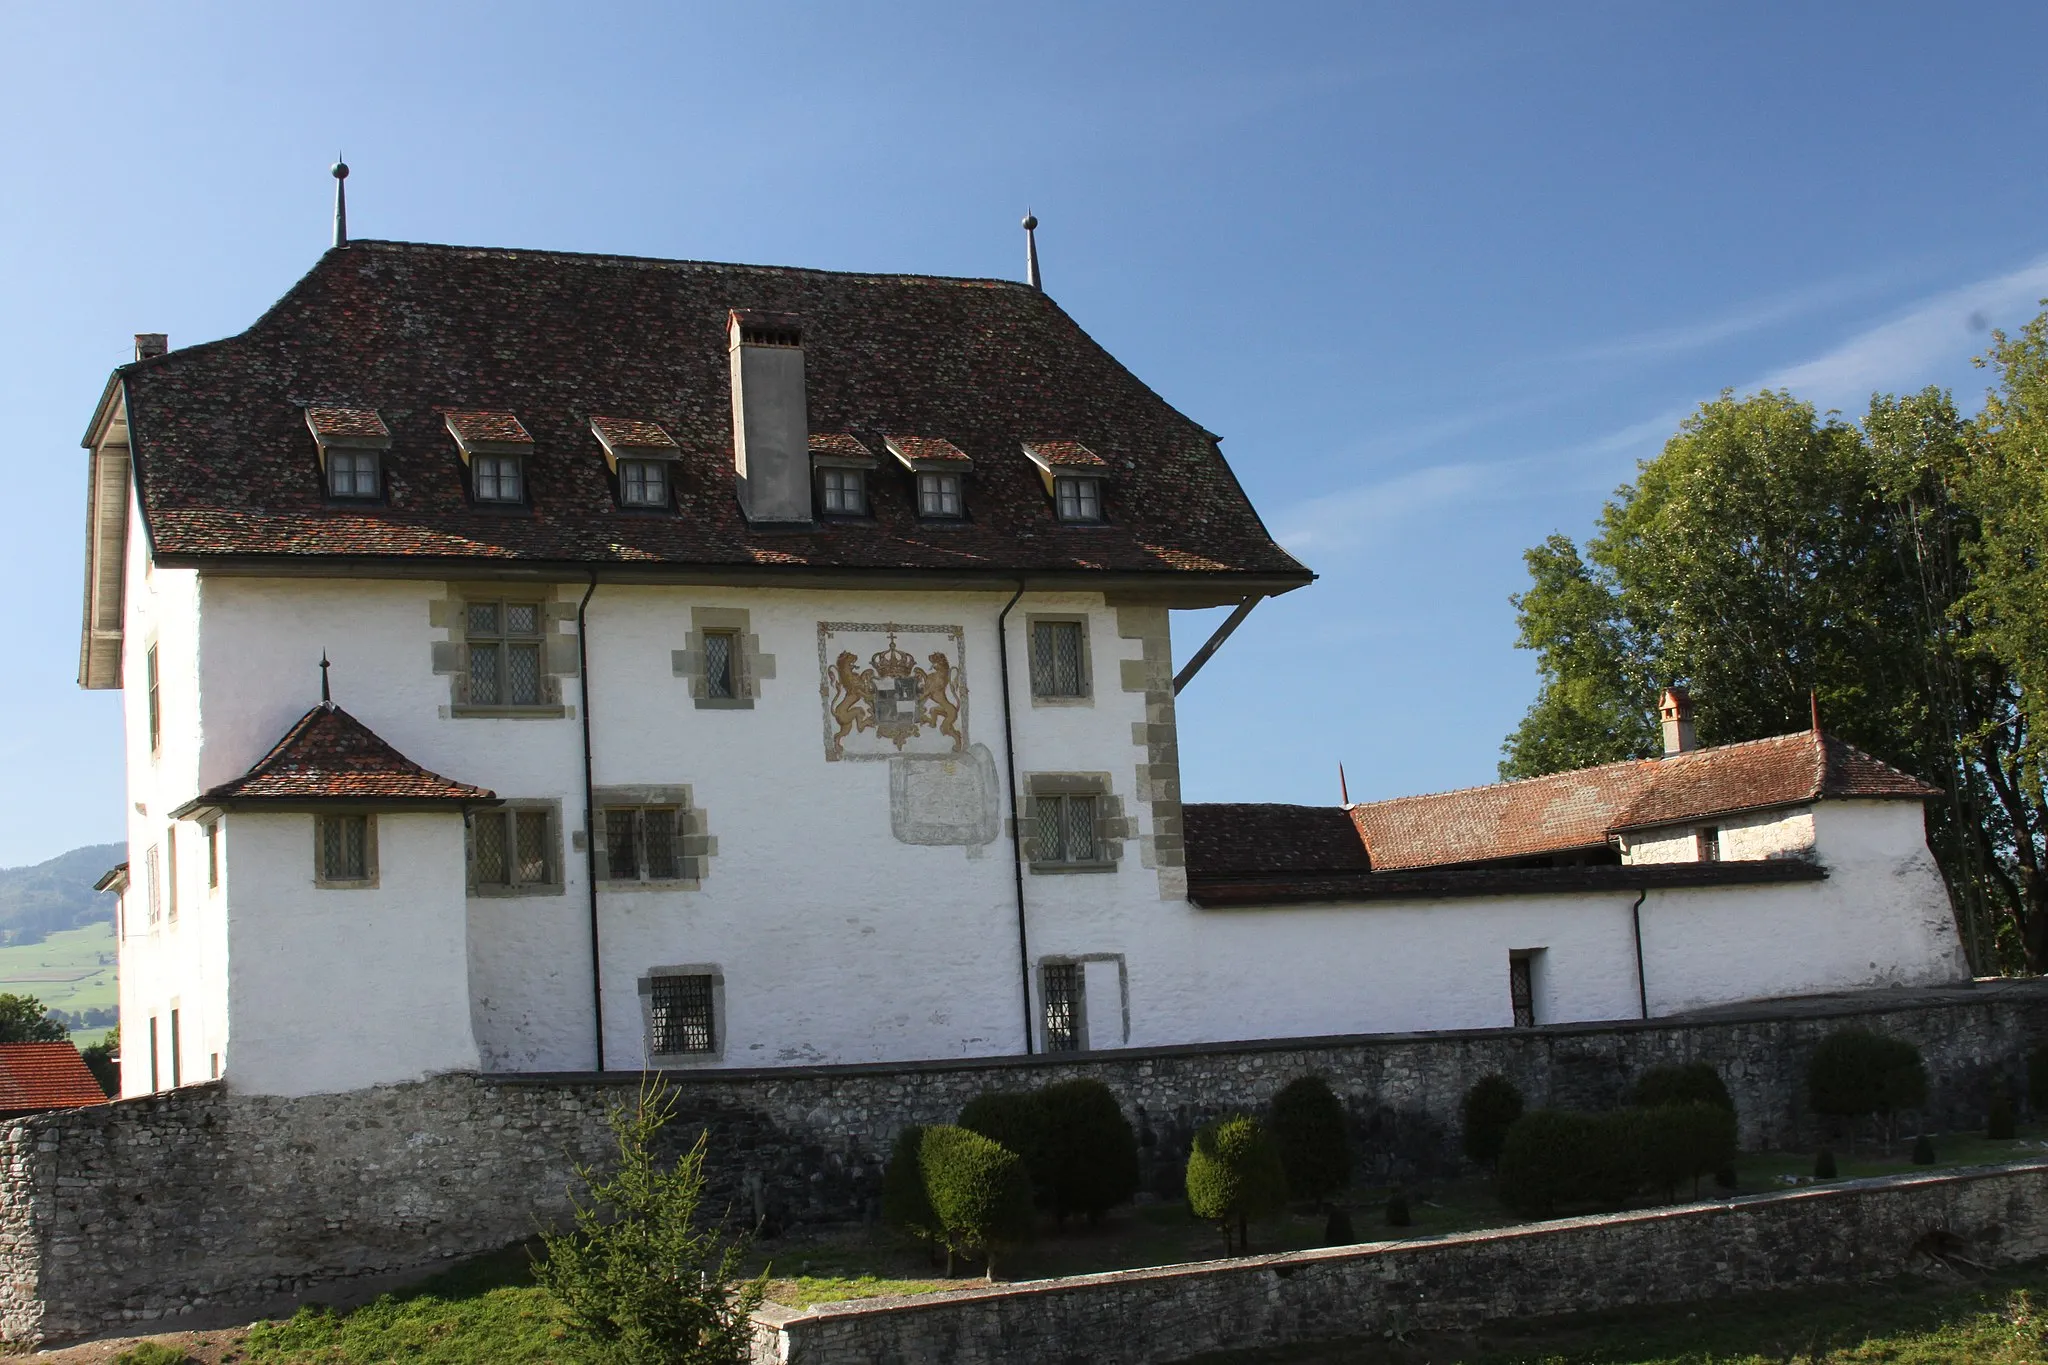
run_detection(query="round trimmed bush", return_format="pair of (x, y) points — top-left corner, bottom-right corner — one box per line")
(881, 1124), (940, 1250)
(1815, 1147), (1837, 1179)
(1270, 1075), (1351, 1204)
(1384, 1187), (1412, 1228)
(1037, 1078), (1141, 1224)
(918, 1125), (1035, 1278)
(1911, 1133), (1937, 1165)
(1496, 1110), (1645, 1218)
(1990, 1085), (2017, 1140)
(1461, 1074), (1525, 1167)
(1186, 1114), (1288, 1253)
(958, 1090), (1051, 1196)
(1322, 1206), (1356, 1246)
(1636, 1102), (1737, 1201)
(1808, 1029), (1927, 1125)
(1631, 1062), (1734, 1115)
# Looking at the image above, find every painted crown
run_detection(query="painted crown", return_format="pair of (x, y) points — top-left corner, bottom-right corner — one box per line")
(870, 636), (917, 679)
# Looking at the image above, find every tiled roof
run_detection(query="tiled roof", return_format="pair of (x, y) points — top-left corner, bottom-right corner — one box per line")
(885, 435), (973, 466)
(1024, 439), (1108, 469)
(1189, 859), (1826, 908)
(0, 1043), (107, 1111)
(305, 406), (390, 442)
(117, 241), (1308, 589)
(1184, 729), (1937, 885)
(809, 433), (876, 463)
(183, 702), (495, 809)
(589, 416), (678, 452)
(442, 409), (533, 448)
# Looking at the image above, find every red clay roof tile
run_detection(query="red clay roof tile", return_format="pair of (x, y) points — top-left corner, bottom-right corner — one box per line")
(885, 435), (973, 467)
(1023, 439), (1108, 470)
(442, 408), (533, 449)
(0, 1043), (107, 1111)
(190, 703), (495, 807)
(304, 406), (390, 442)
(589, 416), (678, 453)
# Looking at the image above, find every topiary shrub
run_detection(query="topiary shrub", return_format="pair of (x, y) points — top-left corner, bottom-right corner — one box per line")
(1636, 1102), (1737, 1202)
(919, 1125), (1035, 1279)
(1322, 1206), (1356, 1246)
(2031, 1046), (2048, 1112)
(1496, 1110), (1645, 1218)
(1631, 1062), (1735, 1115)
(1384, 1187), (1412, 1228)
(1808, 1029), (1928, 1148)
(1270, 1075), (1352, 1205)
(1990, 1085), (2017, 1140)
(881, 1125), (941, 1257)
(1815, 1148), (1838, 1179)
(1036, 1078), (1141, 1225)
(1186, 1114), (1288, 1254)
(1911, 1133), (1937, 1166)
(1461, 1074), (1525, 1167)
(958, 1090), (1052, 1201)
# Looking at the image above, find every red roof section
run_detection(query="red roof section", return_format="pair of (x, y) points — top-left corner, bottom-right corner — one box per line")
(194, 703), (495, 806)
(443, 409), (533, 448)
(885, 435), (973, 466)
(305, 406), (389, 441)
(1025, 439), (1108, 469)
(0, 1044), (106, 1111)
(590, 416), (678, 452)
(116, 241), (1306, 587)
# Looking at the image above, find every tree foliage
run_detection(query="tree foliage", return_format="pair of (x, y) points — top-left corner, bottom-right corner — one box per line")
(81, 1024), (118, 1098)
(917, 1125), (1035, 1279)
(0, 993), (70, 1045)
(1461, 1074), (1525, 1167)
(1035, 1079), (1141, 1225)
(1268, 1075), (1351, 1204)
(535, 1083), (766, 1365)
(1185, 1114), (1288, 1254)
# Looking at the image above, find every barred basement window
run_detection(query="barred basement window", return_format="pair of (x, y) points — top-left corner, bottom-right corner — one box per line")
(1030, 620), (1088, 698)
(619, 458), (669, 509)
(471, 806), (556, 892)
(650, 974), (716, 1054)
(819, 467), (867, 515)
(1034, 793), (1100, 866)
(1054, 475), (1102, 523)
(917, 471), (964, 518)
(472, 453), (524, 503)
(703, 630), (738, 700)
(316, 814), (372, 884)
(466, 600), (546, 707)
(605, 807), (681, 881)
(327, 448), (380, 499)
(1042, 963), (1081, 1052)
(1509, 954), (1535, 1028)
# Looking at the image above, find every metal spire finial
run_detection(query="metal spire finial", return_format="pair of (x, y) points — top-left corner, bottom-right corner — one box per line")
(1022, 209), (1041, 291)
(1810, 688), (1821, 733)
(1338, 762), (1350, 806)
(320, 651), (333, 706)
(331, 156), (350, 249)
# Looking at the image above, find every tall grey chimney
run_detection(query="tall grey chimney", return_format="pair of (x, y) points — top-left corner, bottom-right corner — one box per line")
(134, 334), (168, 361)
(728, 310), (811, 523)
(1659, 686), (1697, 756)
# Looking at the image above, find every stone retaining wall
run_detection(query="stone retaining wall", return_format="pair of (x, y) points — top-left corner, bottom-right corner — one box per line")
(753, 1160), (2048, 1365)
(4, 980), (2046, 1344)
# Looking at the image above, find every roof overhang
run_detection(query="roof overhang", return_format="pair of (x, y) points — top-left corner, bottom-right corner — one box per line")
(1607, 793), (1926, 837)
(1188, 857), (1826, 909)
(170, 794), (501, 820)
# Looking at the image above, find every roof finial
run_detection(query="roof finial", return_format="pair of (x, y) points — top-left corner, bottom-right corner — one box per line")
(1338, 762), (1350, 806)
(331, 156), (350, 249)
(1810, 688), (1821, 734)
(1022, 209), (1041, 291)
(320, 651), (333, 707)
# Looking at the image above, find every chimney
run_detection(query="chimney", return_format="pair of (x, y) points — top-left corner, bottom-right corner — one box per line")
(728, 310), (812, 524)
(134, 334), (168, 362)
(1659, 686), (1697, 756)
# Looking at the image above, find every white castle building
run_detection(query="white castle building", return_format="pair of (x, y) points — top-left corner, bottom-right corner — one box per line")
(78, 232), (1969, 1100)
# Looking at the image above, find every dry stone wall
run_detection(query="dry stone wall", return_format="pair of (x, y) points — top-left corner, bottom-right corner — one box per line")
(3, 980), (2046, 1344)
(755, 1160), (2048, 1365)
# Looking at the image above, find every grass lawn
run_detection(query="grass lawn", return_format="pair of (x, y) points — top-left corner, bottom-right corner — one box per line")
(0, 921), (116, 1048)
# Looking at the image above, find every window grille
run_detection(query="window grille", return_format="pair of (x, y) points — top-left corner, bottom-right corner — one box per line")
(1509, 956), (1534, 1028)
(473, 454), (524, 503)
(605, 807), (682, 881)
(149, 1016), (160, 1092)
(1030, 621), (1087, 698)
(205, 821), (219, 889)
(146, 644), (161, 754)
(319, 814), (370, 882)
(740, 325), (801, 347)
(466, 600), (546, 707)
(145, 844), (161, 925)
(820, 468), (866, 515)
(1034, 793), (1100, 865)
(620, 459), (668, 508)
(169, 1008), (182, 1088)
(327, 449), (379, 498)
(1697, 826), (1721, 862)
(1054, 475), (1102, 522)
(703, 630), (737, 699)
(650, 974), (716, 1054)
(472, 807), (553, 890)
(1043, 963), (1081, 1052)
(917, 472), (963, 517)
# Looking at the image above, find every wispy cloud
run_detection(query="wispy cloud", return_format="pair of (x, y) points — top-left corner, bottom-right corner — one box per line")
(1551, 272), (1892, 368)
(1274, 461), (1495, 552)
(1756, 255), (2048, 409)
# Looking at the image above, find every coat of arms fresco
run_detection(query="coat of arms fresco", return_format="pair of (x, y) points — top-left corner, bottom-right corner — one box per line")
(817, 622), (968, 761)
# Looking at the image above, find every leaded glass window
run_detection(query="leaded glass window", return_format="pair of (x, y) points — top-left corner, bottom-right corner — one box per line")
(620, 459), (668, 508)
(1034, 793), (1099, 865)
(917, 472), (963, 518)
(650, 974), (716, 1054)
(473, 454), (524, 503)
(471, 806), (555, 891)
(327, 449), (379, 499)
(1030, 620), (1087, 698)
(605, 807), (682, 881)
(318, 814), (371, 883)
(1043, 963), (1081, 1052)
(1054, 475), (1102, 523)
(465, 600), (546, 708)
(146, 644), (161, 754)
(1510, 956), (1534, 1028)
(703, 630), (737, 700)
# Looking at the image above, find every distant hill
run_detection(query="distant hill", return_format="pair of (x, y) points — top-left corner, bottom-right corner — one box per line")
(0, 844), (123, 947)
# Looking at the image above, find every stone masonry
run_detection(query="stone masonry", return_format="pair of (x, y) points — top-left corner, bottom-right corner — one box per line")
(4, 980), (2047, 1344)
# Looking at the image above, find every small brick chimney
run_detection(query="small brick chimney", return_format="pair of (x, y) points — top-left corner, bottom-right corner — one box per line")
(133, 333), (168, 362)
(1660, 686), (1697, 756)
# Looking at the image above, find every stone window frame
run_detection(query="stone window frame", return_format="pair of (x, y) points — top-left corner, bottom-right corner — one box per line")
(313, 813), (380, 890)
(1022, 772), (1130, 874)
(639, 964), (726, 1066)
(1038, 952), (1129, 1052)
(466, 799), (565, 898)
(592, 784), (715, 891)
(204, 818), (220, 891)
(672, 606), (775, 711)
(1509, 948), (1545, 1028)
(145, 638), (162, 758)
(144, 843), (162, 927)
(1697, 826), (1722, 863)
(430, 587), (578, 720)
(1026, 613), (1093, 706)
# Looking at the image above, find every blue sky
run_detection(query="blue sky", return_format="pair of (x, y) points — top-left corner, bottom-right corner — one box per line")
(4, 3), (2047, 867)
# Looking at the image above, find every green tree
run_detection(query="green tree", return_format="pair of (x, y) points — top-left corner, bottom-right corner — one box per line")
(1185, 1114), (1287, 1254)
(1460, 1074), (1525, 1167)
(81, 1024), (118, 1098)
(918, 1125), (1035, 1280)
(535, 1082), (766, 1365)
(1036, 1079), (1140, 1226)
(1268, 1075), (1351, 1204)
(0, 993), (69, 1044)
(880, 1125), (941, 1257)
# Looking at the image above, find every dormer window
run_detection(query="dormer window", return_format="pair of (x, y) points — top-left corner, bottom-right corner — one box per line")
(591, 416), (681, 513)
(810, 433), (877, 519)
(819, 467), (867, 515)
(1055, 476), (1103, 523)
(445, 410), (534, 508)
(473, 455), (524, 503)
(918, 472), (964, 518)
(885, 436), (974, 521)
(305, 406), (391, 503)
(1023, 441), (1110, 524)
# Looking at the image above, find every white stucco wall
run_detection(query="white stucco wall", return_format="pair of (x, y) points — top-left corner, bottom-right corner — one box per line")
(1621, 806), (1816, 864)
(222, 812), (479, 1096)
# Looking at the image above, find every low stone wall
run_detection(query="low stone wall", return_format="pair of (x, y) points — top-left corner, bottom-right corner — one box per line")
(3, 980), (2046, 1344)
(754, 1160), (2048, 1365)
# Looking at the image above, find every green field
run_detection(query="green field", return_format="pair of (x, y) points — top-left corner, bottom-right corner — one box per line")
(0, 921), (116, 1048)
